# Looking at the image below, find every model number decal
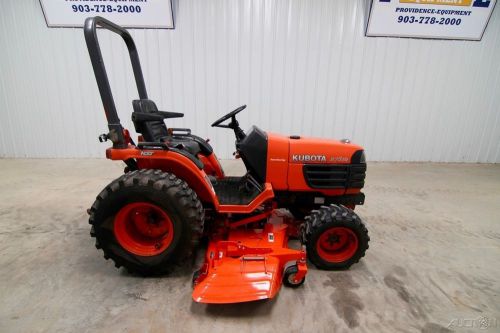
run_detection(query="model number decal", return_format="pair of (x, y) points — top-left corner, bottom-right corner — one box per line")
(329, 156), (349, 162)
(140, 151), (154, 156)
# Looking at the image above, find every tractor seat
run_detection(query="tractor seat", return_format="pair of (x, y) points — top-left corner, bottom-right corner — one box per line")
(131, 99), (213, 157)
(163, 136), (203, 156)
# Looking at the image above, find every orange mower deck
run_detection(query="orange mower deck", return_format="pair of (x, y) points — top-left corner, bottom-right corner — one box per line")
(192, 212), (307, 303)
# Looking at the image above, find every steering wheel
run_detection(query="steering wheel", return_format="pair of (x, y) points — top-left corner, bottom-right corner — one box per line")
(211, 105), (247, 128)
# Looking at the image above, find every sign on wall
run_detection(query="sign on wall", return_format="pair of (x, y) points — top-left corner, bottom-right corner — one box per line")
(366, 0), (496, 40)
(39, 0), (174, 29)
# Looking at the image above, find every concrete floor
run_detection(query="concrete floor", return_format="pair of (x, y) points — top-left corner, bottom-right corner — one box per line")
(0, 159), (499, 333)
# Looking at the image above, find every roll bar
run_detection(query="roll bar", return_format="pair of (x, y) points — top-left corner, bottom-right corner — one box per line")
(84, 16), (148, 148)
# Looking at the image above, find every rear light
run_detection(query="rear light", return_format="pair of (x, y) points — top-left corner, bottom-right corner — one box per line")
(123, 129), (131, 144)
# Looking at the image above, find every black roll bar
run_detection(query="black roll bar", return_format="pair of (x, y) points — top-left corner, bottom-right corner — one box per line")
(84, 16), (148, 148)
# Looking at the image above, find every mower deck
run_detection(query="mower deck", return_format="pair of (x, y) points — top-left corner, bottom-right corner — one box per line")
(192, 212), (307, 303)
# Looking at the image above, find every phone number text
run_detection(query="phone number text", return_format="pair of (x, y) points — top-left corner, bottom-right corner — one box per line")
(397, 16), (462, 25)
(71, 4), (142, 13)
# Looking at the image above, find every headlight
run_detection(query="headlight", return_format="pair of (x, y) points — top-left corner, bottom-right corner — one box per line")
(352, 150), (366, 164)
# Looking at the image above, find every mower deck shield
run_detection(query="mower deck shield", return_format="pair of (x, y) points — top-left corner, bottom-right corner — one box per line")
(192, 255), (281, 303)
(192, 213), (307, 304)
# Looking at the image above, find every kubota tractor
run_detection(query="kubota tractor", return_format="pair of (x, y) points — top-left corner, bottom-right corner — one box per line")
(85, 17), (369, 304)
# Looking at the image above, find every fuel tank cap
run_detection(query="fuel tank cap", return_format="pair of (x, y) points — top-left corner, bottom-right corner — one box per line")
(340, 138), (351, 144)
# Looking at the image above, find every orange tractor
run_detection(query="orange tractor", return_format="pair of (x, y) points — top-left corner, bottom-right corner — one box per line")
(85, 17), (369, 304)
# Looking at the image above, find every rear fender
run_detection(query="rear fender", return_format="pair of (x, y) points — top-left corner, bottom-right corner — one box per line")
(106, 147), (218, 205)
(198, 152), (224, 179)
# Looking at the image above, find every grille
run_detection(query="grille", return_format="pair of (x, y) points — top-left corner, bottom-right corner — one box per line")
(303, 164), (366, 189)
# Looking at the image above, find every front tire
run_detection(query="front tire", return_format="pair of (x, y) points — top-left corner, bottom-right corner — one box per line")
(302, 204), (369, 270)
(88, 169), (204, 275)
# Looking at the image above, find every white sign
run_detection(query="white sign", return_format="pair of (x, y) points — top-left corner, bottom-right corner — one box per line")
(39, 0), (174, 29)
(366, 0), (496, 40)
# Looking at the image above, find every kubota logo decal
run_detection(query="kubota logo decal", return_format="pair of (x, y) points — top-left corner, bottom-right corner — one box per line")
(292, 155), (327, 162)
(291, 155), (350, 163)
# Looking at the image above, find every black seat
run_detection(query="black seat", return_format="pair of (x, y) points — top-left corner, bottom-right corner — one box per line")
(132, 99), (169, 142)
(131, 99), (213, 157)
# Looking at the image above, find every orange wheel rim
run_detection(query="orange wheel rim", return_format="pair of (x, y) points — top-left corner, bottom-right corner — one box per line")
(316, 227), (358, 263)
(114, 202), (174, 256)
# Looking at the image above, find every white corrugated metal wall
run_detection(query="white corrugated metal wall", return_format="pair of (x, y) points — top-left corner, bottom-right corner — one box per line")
(0, 0), (499, 162)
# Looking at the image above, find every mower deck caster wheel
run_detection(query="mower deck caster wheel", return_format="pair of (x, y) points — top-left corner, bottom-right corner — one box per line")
(192, 269), (201, 287)
(283, 265), (305, 288)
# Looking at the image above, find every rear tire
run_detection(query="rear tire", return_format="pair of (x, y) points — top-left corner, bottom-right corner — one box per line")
(88, 169), (204, 275)
(302, 204), (369, 270)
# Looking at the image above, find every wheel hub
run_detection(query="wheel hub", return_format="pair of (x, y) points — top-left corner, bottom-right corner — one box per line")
(316, 227), (358, 263)
(325, 233), (341, 246)
(114, 202), (174, 256)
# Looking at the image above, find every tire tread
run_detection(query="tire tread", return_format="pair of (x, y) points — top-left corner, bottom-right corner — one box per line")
(89, 169), (204, 275)
(302, 204), (369, 270)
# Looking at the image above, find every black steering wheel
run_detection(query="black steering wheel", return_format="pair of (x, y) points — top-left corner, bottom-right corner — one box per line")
(211, 105), (247, 128)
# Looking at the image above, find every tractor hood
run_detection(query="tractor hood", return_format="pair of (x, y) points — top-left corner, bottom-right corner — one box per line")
(266, 132), (365, 165)
(265, 132), (366, 192)
(288, 135), (365, 164)
(270, 134), (365, 164)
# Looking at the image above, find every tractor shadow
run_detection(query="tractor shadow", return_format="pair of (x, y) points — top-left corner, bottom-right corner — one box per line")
(190, 297), (277, 318)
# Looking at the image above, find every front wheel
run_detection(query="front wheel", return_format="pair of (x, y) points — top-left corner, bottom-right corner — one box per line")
(302, 205), (369, 270)
(88, 169), (204, 275)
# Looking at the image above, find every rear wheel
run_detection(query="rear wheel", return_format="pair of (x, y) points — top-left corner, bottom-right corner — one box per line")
(302, 204), (369, 270)
(89, 169), (204, 275)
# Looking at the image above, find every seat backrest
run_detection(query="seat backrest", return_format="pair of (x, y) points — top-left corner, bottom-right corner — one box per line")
(132, 99), (168, 142)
